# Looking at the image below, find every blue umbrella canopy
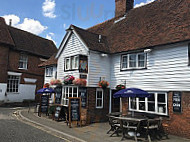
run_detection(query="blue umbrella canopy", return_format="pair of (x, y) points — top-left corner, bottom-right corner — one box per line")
(36, 88), (55, 94)
(113, 88), (150, 98)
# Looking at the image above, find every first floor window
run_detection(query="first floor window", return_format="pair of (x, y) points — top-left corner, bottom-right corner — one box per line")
(65, 55), (79, 71)
(129, 92), (168, 115)
(7, 75), (20, 93)
(46, 67), (53, 77)
(19, 54), (28, 69)
(121, 52), (146, 70)
(96, 88), (103, 109)
(62, 86), (79, 106)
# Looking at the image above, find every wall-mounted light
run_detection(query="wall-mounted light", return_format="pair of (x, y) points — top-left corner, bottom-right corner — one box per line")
(144, 49), (152, 53)
(101, 53), (108, 57)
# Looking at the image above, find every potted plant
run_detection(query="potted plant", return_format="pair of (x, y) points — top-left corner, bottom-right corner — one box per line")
(98, 80), (109, 89)
(50, 79), (62, 86)
(116, 84), (126, 90)
(63, 75), (75, 85)
(73, 78), (87, 86)
(43, 83), (50, 88)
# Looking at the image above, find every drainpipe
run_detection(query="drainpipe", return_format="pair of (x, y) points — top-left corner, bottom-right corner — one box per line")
(109, 89), (112, 113)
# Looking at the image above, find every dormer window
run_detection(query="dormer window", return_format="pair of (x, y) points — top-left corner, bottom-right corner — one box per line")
(121, 52), (146, 70)
(19, 54), (28, 69)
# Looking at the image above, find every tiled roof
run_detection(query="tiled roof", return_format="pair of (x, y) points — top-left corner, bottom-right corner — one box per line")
(0, 18), (14, 46)
(80, 0), (190, 53)
(38, 53), (57, 67)
(0, 17), (57, 58)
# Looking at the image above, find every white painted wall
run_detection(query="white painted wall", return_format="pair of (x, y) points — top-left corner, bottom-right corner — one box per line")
(110, 42), (190, 91)
(57, 33), (88, 81)
(88, 51), (111, 87)
(5, 84), (36, 102)
(44, 66), (57, 84)
(0, 83), (7, 102)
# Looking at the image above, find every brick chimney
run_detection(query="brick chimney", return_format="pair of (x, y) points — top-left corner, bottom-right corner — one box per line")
(115, 0), (134, 17)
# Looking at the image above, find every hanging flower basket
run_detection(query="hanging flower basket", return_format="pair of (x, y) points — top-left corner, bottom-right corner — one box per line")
(50, 79), (62, 86)
(63, 75), (75, 85)
(43, 83), (50, 88)
(116, 84), (126, 90)
(73, 78), (87, 86)
(98, 80), (109, 89)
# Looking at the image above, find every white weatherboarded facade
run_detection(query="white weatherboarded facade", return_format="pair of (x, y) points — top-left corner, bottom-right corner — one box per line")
(110, 42), (190, 91)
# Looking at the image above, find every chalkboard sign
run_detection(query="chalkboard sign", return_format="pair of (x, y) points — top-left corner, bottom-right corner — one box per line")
(173, 92), (182, 113)
(79, 87), (87, 108)
(54, 86), (62, 104)
(69, 97), (81, 127)
(39, 95), (49, 116)
(54, 106), (62, 121)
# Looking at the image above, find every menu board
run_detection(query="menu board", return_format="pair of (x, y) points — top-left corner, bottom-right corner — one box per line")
(54, 106), (62, 120)
(54, 86), (62, 104)
(79, 87), (87, 108)
(40, 95), (49, 113)
(173, 92), (182, 113)
(69, 97), (81, 127)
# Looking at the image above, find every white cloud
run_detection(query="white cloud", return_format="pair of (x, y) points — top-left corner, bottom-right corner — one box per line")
(2, 15), (48, 35)
(2, 14), (20, 26)
(16, 18), (48, 35)
(46, 32), (57, 45)
(42, 0), (56, 18)
(134, 0), (155, 8)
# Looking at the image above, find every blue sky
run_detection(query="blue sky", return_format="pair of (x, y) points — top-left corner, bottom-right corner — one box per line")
(0, 0), (154, 47)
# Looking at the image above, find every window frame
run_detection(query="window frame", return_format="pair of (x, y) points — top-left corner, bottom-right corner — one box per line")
(64, 55), (79, 71)
(128, 92), (168, 116)
(96, 88), (104, 109)
(62, 86), (79, 106)
(121, 52), (146, 70)
(7, 75), (20, 93)
(46, 67), (53, 77)
(18, 54), (28, 70)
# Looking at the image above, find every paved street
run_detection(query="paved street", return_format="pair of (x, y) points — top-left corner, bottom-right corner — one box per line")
(0, 107), (65, 142)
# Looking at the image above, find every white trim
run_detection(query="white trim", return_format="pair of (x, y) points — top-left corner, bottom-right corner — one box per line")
(96, 88), (104, 109)
(24, 78), (37, 83)
(8, 72), (22, 76)
(65, 57), (70, 71)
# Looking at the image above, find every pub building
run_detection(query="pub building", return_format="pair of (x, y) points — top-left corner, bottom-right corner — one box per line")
(43, 0), (190, 139)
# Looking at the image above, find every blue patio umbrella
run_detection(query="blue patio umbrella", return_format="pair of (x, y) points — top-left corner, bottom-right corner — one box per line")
(113, 88), (150, 98)
(36, 88), (55, 94)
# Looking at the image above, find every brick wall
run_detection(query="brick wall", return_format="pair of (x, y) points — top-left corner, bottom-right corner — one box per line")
(115, 0), (134, 17)
(86, 87), (110, 124)
(0, 45), (9, 83)
(163, 92), (190, 139)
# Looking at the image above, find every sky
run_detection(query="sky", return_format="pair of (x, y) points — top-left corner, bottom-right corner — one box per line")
(0, 0), (155, 48)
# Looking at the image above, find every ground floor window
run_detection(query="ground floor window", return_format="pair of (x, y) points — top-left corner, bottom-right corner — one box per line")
(62, 86), (79, 106)
(96, 88), (103, 109)
(7, 75), (20, 93)
(129, 92), (168, 115)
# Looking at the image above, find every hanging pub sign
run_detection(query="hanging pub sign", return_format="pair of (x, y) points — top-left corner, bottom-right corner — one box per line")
(39, 95), (49, 116)
(79, 87), (87, 108)
(69, 97), (81, 128)
(173, 92), (182, 113)
(79, 55), (88, 73)
(54, 86), (62, 104)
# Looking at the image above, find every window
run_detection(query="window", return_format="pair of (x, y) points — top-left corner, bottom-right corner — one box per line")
(96, 88), (103, 108)
(129, 92), (168, 115)
(62, 86), (79, 106)
(46, 67), (53, 77)
(19, 54), (28, 69)
(121, 53), (146, 70)
(7, 75), (20, 93)
(65, 55), (79, 71)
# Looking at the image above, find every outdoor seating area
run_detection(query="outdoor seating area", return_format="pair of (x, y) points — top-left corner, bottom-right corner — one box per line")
(107, 112), (169, 142)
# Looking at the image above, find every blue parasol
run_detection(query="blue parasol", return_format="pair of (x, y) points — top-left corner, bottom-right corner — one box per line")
(113, 88), (150, 98)
(36, 88), (55, 94)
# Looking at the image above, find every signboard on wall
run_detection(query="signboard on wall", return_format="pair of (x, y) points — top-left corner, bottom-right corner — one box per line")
(79, 87), (87, 108)
(173, 92), (182, 113)
(54, 86), (62, 104)
(79, 55), (88, 73)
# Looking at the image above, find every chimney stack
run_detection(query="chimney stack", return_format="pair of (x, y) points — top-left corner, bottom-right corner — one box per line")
(9, 19), (12, 26)
(115, 0), (134, 17)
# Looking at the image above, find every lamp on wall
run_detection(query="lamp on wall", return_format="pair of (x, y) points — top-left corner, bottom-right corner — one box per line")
(101, 53), (108, 57)
(144, 49), (152, 53)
